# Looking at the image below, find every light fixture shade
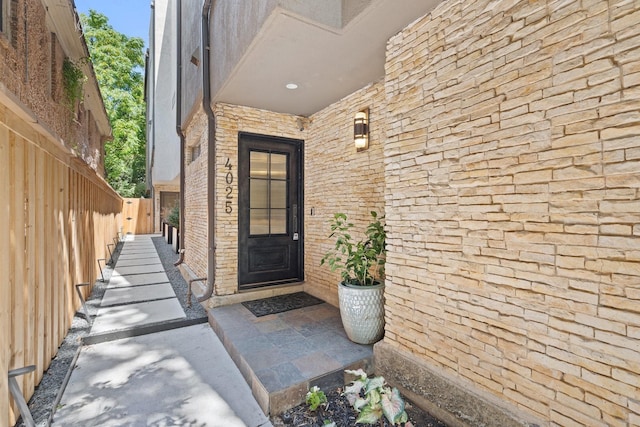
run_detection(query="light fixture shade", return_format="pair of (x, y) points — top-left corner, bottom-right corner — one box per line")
(354, 109), (369, 150)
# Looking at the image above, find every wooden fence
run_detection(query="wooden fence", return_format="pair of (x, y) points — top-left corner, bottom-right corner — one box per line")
(0, 111), (123, 425)
(122, 198), (154, 235)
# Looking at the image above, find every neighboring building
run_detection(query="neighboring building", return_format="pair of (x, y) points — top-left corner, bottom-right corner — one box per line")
(1, 0), (110, 174)
(173, 1), (640, 426)
(1, 0), (119, 425)
(146, 0), (180, 232)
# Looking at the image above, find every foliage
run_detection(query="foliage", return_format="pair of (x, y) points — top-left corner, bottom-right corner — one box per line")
(320, 211), (386, 286)
(81, 10), (147, 197)
(306, 386), (328, 411)
(343, 369), (412, 426)
(166, 204), (180, 229)
(62, 57), (86, 111)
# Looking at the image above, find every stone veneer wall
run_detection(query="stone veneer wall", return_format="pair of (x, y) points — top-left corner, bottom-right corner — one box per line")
(378, 0), (640, 426)
(305, 82), (386, 306)
(183, 108), (209, 280)
(183, 103), (308, 296)
(182, 89), (387, 304)
(214, 103), (307, 296)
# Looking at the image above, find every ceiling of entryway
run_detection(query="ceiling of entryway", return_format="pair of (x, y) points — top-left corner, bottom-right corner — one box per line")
(212, 0), (442, 117)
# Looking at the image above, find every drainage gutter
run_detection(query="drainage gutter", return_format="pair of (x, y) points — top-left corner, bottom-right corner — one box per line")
(200, 0), (216, 303)
(176, 0), (186, 240)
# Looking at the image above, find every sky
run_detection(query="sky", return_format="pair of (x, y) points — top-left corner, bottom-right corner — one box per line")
(74, 0), (151, 48)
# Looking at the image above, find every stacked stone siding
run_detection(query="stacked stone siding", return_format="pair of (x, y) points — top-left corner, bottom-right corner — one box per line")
(183, 93), (388, 304)
(182, 104), (307, 296)
(181, 1), (639, 422)
(305, 82), (386, 306)
(183, 108), (209, 280)
(214, 103), (307, 295)
(382, 0), (640, 426)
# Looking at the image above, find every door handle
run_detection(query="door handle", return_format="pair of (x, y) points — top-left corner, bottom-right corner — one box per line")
(292, 204), (299, 240)
(293, 204), (298, 233)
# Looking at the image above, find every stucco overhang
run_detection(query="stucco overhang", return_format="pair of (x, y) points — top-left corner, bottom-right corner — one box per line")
(211, 0), (442, 117)
(43, 0), (112, 139)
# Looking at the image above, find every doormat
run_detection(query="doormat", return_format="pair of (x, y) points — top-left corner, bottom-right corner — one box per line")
(241, 292), (324, 317)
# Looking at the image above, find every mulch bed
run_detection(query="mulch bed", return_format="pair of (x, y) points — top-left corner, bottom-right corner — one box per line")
(271, 388), (449, 427)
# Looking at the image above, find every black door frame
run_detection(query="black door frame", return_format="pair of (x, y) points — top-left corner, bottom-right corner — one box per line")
(237, 132), (304, 290)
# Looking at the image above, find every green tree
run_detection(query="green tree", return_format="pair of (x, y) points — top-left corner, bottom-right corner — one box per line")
(81, 10), (147, 197)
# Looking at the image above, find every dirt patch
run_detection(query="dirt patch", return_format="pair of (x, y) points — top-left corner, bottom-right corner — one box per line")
(271, 387), (449, 427)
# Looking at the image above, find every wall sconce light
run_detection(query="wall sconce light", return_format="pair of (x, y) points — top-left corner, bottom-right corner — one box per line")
(354, 108), (369, 151)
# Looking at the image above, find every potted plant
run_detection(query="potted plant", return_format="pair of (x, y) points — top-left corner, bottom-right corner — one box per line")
(321, 211), (386, 344)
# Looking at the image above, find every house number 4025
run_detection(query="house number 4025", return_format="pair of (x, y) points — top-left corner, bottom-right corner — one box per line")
(224, 158), (233, 214)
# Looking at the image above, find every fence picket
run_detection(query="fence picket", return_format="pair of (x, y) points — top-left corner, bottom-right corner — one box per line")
(1, 121), (123, 425)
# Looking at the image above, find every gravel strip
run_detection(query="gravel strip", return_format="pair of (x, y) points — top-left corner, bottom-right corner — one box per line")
(151, 236), (207, 320)
(15, 244), (120, 427)
(14, 236), (206, 426)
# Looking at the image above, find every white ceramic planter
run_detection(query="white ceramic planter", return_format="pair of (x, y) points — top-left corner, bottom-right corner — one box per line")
(338, 281), (385, 345)
(171, 227), (179, 253)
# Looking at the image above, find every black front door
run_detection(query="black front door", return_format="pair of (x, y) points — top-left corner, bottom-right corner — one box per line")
(238, 133), (303, 289)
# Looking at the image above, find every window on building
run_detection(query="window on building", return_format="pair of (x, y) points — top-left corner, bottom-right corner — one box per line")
(0, 0), (10, 36)
(190, 144), (201, 163)
(0, 0), (5, 33)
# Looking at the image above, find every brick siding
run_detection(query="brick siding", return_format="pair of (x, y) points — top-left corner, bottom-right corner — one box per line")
(0, 0), (105, 174)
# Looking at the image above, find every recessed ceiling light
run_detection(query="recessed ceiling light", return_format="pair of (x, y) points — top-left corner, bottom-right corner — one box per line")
(286, 83), (298, 90)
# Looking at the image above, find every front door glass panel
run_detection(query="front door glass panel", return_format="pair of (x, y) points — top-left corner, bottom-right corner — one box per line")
(249, 152), (288, 236)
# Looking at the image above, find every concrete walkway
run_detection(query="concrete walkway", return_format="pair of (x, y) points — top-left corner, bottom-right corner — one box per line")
(52, 235), (272, 427)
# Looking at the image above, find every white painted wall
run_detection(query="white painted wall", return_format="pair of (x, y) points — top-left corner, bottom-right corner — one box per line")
(149, 0), (180, 186)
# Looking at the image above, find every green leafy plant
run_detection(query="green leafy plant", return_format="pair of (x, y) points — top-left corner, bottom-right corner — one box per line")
(343, 369), (412, 426)
(81, 10), (146, 197)
(306, 386), (328, 411)
(166, 204), (180, 229)
(62, 57), (86, 110)
(320, 211), (386, 286)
